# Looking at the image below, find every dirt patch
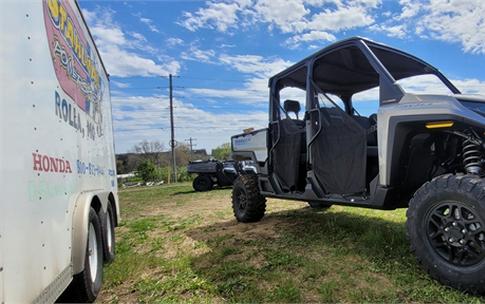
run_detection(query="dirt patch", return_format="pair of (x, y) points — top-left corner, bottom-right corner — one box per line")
(188, 215), (298, 243)
(143, 197), (232, 220)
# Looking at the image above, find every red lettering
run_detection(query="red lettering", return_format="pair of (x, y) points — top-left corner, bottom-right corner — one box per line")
(50, 157), (58, 172)
(42, 156), (50, 172)
(32, 152), (72, 174)
(59, 159), (65, 172)
(65, 161), (72, 173)
(32, 153), (42, 171)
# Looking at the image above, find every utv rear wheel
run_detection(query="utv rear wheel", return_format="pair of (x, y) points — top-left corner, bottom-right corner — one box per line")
(193, 175), (213, 192)
(307, 201), (332, 209)
(232, 175), (266, 222)
(407, 174), (485, 294)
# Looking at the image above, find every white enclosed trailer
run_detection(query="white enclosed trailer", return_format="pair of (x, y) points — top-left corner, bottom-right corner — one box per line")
(0, 0), (119, 302)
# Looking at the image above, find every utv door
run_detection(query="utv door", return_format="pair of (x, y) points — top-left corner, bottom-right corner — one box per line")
(308, 90), (367, 194)
(270, 116), (306, 192)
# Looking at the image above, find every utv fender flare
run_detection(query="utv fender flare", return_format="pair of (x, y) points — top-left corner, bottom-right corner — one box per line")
(384, 113), (482, 187)
(71, 191), (110, 274)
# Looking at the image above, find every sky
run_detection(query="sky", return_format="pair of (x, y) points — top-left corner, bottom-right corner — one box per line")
(78, 0), (485, 154)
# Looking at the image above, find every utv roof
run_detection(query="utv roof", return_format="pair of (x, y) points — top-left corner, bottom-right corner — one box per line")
(270, 37), (459, 96)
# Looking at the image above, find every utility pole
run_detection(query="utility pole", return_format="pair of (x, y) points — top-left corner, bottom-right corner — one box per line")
(185, 137), (197, 161)
(169, 74), (177, 183)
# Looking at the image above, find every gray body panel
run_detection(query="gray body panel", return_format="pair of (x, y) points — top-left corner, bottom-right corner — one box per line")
(378, 94), (485, 186)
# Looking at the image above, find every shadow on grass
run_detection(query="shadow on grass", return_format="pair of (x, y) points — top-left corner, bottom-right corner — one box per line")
(185, 207), (480, 302)
(188, 207), (409, 263)
(173, 187), (232, 196)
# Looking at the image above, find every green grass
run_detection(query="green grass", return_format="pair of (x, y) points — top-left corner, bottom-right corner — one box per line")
(99, 183), (485, 303)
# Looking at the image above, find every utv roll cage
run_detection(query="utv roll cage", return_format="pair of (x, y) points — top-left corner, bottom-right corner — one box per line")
(268, 37), (459, 121)
(251, 37), (464, 209)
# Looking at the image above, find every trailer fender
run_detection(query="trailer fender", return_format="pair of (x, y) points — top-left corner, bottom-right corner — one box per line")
(71, 191), (109, 274)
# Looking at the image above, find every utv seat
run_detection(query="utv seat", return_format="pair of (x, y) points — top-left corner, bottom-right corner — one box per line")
(272, 100), (306, 192)
(352, 115), (378, 156)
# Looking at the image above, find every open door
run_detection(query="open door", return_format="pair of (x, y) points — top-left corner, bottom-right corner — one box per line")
(307, 45), (378, 195)
(269, 68), (308, 193)
(308, 88), (367, 194)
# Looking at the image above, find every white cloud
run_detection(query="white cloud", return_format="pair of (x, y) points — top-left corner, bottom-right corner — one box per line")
(184, 54), (292, 105)
(179, 1), (249, 32)
(286, 30), (336, 48)
(178, 0), (485, 55)
(369, 24), (407, 38)
(100, 46), (180, 77)
(397, 0), (422, 19)
(112, 95), (267, 152)
(139, 17), (160, 33)
(181, 46), (216, 63)
(452, 78), (485, 95)
(419, 0), (485, 55)
(166, 37), (184, 47)
(218, 54), (292, 77)
(303, 5), (375, 32)
(253, 0), (309, 33)
(82, 7), (179, 77)
(179, 0), (380, 48)
(378, 0), (485, 55)
(112, 81), (130, 89)
(354, 75), (485, 102)
(188, 87), (267, 103)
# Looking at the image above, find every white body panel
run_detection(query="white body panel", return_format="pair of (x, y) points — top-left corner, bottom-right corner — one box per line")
(232, 129), (268, 162)
(0, 1), (117, 303)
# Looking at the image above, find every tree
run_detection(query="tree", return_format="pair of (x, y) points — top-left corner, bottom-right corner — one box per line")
(131, 140), (165, 165)
(211, 143), (231, 160)
(132, 140), (164, 154)
(175, 144), (191, 166)
(136, 160), (160, 183)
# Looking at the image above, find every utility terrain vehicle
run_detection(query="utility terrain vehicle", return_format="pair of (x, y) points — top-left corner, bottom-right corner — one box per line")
(231, 37), (485, 294)
(188, 160), (256, 191)
(188, 160), (238, 191)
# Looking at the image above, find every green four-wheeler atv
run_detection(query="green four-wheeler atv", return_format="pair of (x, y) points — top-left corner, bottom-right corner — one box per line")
(230, 37), (485, 294)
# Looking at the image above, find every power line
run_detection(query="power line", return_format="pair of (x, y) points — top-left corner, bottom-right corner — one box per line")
(115, 126), (245, 132)
(177, 75), (247, 83)
(185, 137), (197, 161)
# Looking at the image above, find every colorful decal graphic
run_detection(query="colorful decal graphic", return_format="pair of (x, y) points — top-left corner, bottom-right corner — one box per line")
(43, 0), (104, 136)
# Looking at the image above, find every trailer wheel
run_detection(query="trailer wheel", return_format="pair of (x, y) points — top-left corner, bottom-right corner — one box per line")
(103, 203), (116, 263)
(59, 207), (103, 302)
(407, 174), (485, 294)
(307, 201), (332, 209)
(193, 175), (213, 192)
(232, 175), (266, 222)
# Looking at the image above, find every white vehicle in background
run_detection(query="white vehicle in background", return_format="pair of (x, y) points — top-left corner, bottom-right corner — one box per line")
(0, 0), (119, 302)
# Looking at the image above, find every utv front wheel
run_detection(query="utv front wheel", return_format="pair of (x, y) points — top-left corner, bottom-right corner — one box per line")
(193, 175), (213, 192)
(232, 175), (266, 222)
(407, 174), (485, 294)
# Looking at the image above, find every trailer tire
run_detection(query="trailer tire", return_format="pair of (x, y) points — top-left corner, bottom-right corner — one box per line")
(103, 203), (116, 263)
(59, 207), (103, 302)
(232, 175), (266, 222)
(193, 175), (213, 192)
(307, 201), (332, 209)
(407, 174), (485, 295)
